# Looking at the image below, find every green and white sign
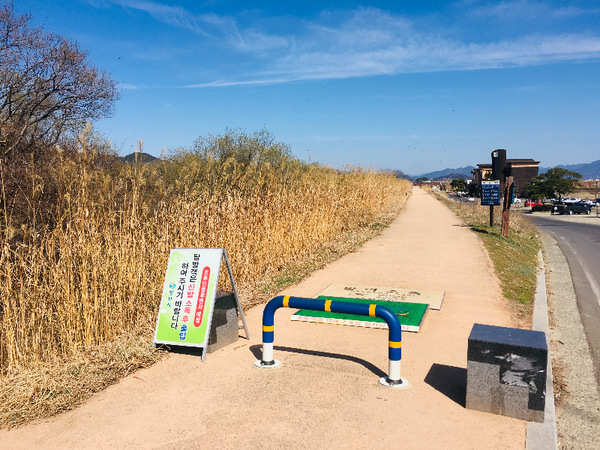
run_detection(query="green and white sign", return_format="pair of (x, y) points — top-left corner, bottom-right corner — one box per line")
(154, 248), (223, 352)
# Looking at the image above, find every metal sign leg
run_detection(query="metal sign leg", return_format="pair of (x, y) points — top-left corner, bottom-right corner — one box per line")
(222, 249), (250, 340)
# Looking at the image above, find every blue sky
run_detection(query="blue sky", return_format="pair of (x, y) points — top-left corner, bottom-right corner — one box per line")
(14, 0), (600, 175)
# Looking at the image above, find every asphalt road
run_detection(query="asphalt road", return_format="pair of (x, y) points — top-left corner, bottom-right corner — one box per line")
(530, 213), (600, 386)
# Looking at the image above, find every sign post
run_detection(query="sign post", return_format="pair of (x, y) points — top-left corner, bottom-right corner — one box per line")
(501, 176), (514, 238)
(153, 248), (249, 361)
(481, 180), (501, 226)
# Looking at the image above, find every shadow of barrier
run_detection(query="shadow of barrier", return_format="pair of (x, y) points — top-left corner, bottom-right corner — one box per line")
(249, 344), (388, 379)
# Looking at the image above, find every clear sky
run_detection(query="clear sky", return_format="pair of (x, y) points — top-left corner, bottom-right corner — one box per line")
(14, 0), (600, 175)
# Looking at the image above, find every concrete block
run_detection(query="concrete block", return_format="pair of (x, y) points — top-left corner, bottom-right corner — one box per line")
(207, 290), (239, 353)
(466, 323), (547, 422)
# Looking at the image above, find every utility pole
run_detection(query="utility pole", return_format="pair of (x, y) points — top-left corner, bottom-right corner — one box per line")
(487, 149), (507, 227)
(594, 178), (599, 218)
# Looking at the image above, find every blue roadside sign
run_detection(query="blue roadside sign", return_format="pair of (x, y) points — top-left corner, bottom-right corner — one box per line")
(481, 180), (501, 206)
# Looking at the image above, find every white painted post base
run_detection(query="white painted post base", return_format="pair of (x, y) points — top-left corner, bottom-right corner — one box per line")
(379, 376), (410, 388)
(254, 359), (282, 369)
(379, 360), (409, 388)
(253, 342), (282, 369)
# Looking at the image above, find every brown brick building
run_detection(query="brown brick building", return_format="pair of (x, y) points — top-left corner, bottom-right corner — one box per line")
(471, 150), (540, 197)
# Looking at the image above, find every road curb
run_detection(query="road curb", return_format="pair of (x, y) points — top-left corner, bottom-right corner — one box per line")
(526, 250), (558, 450)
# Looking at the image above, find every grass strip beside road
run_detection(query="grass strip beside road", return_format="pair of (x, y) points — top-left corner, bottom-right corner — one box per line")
(428, 190), (540, 324)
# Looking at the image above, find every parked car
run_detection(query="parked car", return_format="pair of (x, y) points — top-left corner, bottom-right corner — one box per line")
(512, 198), (522, 204)
(552, 201), (592, 215)
(525, 200), (543, 207)
(560, 197), (581, 203)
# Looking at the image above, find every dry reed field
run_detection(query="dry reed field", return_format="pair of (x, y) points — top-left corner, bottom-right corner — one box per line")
(569, 180), (599, 200)
(0, 131), (412, 426)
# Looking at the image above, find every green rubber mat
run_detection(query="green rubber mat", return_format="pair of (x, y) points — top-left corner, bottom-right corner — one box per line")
(290, 296), (428, 332)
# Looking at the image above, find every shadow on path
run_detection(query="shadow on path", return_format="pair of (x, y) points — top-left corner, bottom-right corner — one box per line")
(424, 363), (467, 407)
(250, 344), (387, 378)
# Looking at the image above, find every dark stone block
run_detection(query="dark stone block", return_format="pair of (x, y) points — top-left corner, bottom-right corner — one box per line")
(466, 323), (547, 422)
(468, 323), (547, 352)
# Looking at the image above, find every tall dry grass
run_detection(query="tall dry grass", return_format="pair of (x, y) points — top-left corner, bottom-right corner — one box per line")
(0, 132), (411, 377)
(0, 132), (411, 426)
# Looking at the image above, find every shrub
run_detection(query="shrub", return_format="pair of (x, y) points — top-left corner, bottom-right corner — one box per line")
(532, 204), (553, 212)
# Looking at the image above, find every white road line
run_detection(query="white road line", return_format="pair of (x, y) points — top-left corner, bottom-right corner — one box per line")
(560, 236), (600, 308)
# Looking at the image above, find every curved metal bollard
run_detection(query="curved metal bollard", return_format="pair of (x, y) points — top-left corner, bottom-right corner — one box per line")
(254, 295), (409, 388)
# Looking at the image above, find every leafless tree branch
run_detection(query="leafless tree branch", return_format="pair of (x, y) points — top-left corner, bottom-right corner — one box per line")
(0, 2), (120, 158)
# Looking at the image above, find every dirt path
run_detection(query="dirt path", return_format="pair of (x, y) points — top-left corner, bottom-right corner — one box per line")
(0, 187), (526, 450)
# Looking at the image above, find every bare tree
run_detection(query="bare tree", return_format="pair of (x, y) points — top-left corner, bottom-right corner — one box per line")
(0, 3), (120, 158)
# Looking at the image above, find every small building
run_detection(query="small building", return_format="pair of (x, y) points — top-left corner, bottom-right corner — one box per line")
(471, 150), (540, 197)
(504, 159), (541, 196)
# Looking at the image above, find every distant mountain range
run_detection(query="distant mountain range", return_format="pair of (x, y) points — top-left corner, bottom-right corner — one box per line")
(412, 166), (476, 181)
(414, 160), (600, 181)
(539, 160), (600, 180)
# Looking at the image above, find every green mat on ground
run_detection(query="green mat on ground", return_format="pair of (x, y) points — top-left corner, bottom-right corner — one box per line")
(289, 296), (428, 332)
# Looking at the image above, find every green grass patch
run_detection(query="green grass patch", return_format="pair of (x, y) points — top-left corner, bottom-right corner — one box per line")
(428, 190), (540, 314)
(292, 296), (428, 332)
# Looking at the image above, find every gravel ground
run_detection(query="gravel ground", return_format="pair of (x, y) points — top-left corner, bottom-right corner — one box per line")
(542, 232), (600, 449)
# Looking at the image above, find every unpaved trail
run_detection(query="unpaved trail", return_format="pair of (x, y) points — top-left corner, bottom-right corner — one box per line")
(0, 187), (526, 450)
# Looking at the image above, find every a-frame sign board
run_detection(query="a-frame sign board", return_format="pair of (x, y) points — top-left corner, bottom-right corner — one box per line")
(153, 248), (249, 361)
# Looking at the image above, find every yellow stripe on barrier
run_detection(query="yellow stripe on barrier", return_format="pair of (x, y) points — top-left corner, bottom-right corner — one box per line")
(369, 304), (377, 317)
(263, 325), (274, 332)
(389, 341), (402, 348)
(325, 300), (332, 312)
(283, 296), (290, 307)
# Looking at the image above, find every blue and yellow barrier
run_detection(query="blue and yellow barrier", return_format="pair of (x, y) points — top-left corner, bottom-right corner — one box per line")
(254, 296), (409, 388)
